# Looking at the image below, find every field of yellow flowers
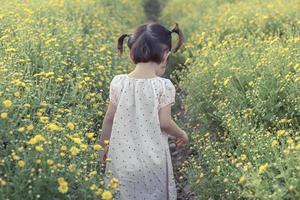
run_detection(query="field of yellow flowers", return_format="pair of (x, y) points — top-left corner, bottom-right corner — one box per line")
(163, 0), (300, 199)
(0, 0), (143, 199)
(1, 0), (300, 199)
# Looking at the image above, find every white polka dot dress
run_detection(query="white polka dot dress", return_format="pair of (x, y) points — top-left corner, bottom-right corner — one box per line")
(104, 74), (177, 200)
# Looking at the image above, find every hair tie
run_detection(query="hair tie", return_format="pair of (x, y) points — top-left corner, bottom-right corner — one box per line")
(170, 23), (179, 34)
(169, 22), (184, 53)
(117, 33), (132, 55)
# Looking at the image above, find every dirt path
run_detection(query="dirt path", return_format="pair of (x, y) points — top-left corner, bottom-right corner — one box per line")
(143, 0), (162, 22)
(169, 136), (197, 200)
(168, 86), (197, 200)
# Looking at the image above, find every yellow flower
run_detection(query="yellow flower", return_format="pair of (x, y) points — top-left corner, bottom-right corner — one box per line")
(240, 154), (247, 161)
(283, 148), (290, 155)
(102, 190), (112, 200)
(57, 177), (66, 185)
(18, 127), (25, 133)
(70, 137), (81, 144)
(14, 91), (20, 97)
(277, 129), (287, 137)
(238, 175), (246, 184)
(223, 77), (230, 86)
(35, 134), (46, 142)
(57, 177), (68, 193)
(1, 112), (8, 119)
(56, 163), (63, 168)
(12, 155), (20, 160)
(66, 122), (75, 130)
(95, 188), (103, 196)
(68, 164), (76, 172)
(11, 79), (22, 86)
(40, 116), (49, 124)
(88, 171), (97, 178)
(279, 118), (288, 124)
(258, 163), (268, 174)
(35, 159), (41, 164)
(27, 124), (34, 131)
(90, 184), (97, 191)
(17, 147), (24, 152)
(80, 144), (88, 150)
(97, 64), (105, 71)
(271, 140), (279, 147)
(18, 160), (25, 168)
(93, 144), (102, 151)
(287, 137), (294, 146)
(248, 81), (254, 87)
(35, 145), (44, 152)
(0, 178), (6, 186)
(47, 159), (54, 165)
(3, 99), (12, 108)
(244, 108), (253, 117)
(86, 132), (95, 139)
(100, 46), (107, 52)
(60, 145), (67, 151)
(204, 132), (209, 138)
(47, 123), (61, 131)
(109, 177), (119, 188)
(69, 146), (80, 156)
(27, 134), (45, 145)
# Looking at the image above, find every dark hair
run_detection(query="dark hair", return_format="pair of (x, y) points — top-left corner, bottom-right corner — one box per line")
(117, 22), (184, 64)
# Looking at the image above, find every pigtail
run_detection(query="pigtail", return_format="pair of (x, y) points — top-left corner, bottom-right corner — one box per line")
(170, 22), (185, 53)
(117, 34), (130, 55)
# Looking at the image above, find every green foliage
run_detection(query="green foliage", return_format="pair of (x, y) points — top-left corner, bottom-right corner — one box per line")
(0, 0), (144, 199)
(163, 0), (300, 199)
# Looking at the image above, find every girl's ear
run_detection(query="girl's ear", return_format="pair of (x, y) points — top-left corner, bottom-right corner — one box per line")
(163, 51), (171, 63)
(166, 51), (171, 58)
(164, 51), (171, 65)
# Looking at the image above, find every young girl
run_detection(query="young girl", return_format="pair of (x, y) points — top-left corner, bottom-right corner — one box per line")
(98, 22), (189, 200)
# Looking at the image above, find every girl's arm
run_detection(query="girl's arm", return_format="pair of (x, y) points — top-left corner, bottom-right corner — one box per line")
(99, 101), (117, 148)
(159, 104), (186, 138)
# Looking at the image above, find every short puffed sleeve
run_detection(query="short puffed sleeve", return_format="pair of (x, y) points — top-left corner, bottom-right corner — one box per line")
(109, 75), (122, 105)
(159, 79), (176, 109)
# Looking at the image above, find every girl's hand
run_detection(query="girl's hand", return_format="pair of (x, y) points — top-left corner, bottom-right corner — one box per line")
(99, 145), (109, 163)
(175, 131), (189, 148)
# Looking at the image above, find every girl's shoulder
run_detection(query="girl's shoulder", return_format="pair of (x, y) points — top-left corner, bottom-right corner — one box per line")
(109, 74), (127, 91)
(110, 74), (127, 84)
(113, 73), (174, 88)
(156, 77), (175, 88)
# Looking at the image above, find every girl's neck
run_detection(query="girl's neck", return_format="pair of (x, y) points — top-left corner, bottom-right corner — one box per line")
(129, 62), (158, 78)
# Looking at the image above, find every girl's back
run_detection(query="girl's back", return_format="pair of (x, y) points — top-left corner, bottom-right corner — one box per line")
(99, 21), (188, 200)
(104, 73), (177, 200)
